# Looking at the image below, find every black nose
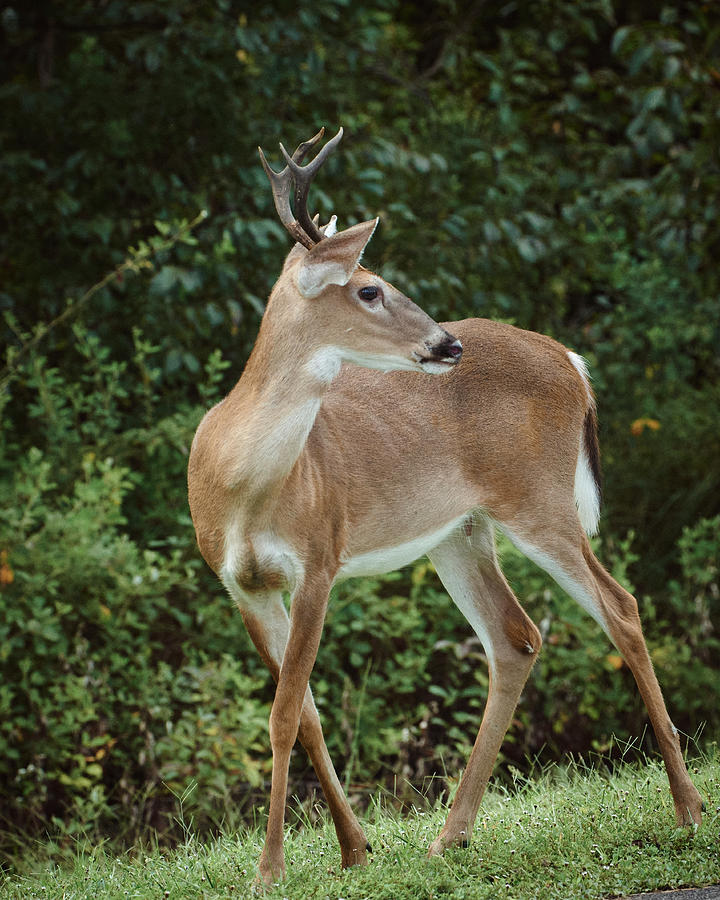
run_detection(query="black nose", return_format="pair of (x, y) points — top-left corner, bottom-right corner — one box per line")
(429, 335), (463, 362)
(444, 339), (463, 360)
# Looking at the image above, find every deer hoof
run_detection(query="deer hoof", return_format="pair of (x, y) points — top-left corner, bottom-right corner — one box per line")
(428, 830), (471, 857)
(341, 842), (370, 868)
(255, 854), (285, 890)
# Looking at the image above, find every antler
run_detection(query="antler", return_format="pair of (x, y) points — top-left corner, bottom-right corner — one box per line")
(258, 126), (344, 250)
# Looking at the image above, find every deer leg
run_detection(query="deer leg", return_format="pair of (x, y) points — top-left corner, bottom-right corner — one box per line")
(246, 578), (342, 885)
(501, 520), (704, 828)
(581, 539), (704, 825)
(239, 592), (370, 875)
(426, 517), (541, 856)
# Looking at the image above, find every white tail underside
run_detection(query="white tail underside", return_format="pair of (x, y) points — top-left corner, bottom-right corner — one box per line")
(567, 351), (600, 536)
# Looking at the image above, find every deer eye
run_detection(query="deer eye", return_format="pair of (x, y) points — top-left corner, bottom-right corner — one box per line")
(358, 285), (380, 303)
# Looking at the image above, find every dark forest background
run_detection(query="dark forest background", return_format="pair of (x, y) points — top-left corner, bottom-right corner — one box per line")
(1, 0), (718, 856)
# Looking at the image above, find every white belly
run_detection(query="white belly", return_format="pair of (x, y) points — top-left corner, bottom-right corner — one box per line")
(335, 514), (467, 582)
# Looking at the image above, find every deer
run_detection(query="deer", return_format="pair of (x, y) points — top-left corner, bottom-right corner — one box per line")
(187, 127), (704, 886)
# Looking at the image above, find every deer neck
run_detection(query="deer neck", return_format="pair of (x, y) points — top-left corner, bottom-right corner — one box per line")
(219, 312), (336, 506)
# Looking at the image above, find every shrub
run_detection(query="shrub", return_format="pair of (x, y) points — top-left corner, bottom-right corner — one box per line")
(0, 330), (717, 854)
(0, 337), (269, 845)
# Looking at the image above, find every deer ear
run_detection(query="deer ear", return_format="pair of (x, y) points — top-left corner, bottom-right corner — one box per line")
(296, 218), (379, 298)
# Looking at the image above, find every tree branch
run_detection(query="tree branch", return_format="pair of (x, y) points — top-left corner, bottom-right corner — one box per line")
(0, 210), (208, 394)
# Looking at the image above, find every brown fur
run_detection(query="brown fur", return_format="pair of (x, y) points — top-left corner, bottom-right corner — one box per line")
(502, 602), (542, 655)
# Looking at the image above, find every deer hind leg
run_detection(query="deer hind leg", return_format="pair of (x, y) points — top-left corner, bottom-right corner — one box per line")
(500, 518), (704, 827)
(235, 586), (369, 884)
(426, 515), (542, 856)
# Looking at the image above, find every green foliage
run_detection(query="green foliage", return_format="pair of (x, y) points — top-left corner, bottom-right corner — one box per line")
(318, 565), (493, 794)
(650, 515), (720, 730)
(1, 0), (718, 853)
(0, 328), (718, 853)
(0, 341), (269, 843)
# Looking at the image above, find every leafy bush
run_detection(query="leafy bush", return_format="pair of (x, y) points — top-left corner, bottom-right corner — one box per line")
(0, 329), (718, 852)
(0, 0), (718, 855)
(0, 338), (269, 843)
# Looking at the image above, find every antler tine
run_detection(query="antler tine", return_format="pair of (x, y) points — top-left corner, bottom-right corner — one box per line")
(258, 127), (339, 250)
(258, 144), (315, 250)
(289, 127), (326, 165)
(279, 126), (344, 245)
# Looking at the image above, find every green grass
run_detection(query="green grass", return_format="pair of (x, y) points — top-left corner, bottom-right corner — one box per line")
(3, 751), (719, 899)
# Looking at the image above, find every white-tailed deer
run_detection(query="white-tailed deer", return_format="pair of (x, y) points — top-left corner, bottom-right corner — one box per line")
(187, 127), (703, 885)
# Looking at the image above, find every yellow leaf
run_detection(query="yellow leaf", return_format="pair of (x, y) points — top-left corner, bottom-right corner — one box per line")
(606, 654), (624, 670)
(0, 549), (13, 586)
(630, 417), (661, 436)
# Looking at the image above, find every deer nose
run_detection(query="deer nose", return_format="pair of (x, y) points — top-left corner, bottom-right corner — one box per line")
(427, 335), (463, 363)
(443, 339), (463, 360)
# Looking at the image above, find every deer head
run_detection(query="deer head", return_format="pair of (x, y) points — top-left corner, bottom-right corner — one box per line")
(258, 127), (463, 378)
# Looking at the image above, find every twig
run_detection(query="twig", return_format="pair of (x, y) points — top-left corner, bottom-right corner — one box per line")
(0, 209), (208, 394)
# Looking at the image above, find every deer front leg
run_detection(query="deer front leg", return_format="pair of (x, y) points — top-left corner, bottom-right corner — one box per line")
(427, 525), (541, 855)
(256, 578), (331, 887)
(240, 594), (370, 874)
